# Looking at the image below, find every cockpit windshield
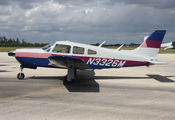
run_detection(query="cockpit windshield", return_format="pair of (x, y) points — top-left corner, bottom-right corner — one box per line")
(42, 42), (55, 52)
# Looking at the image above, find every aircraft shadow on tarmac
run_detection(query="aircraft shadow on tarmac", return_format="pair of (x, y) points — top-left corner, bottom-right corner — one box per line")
(94, 75), (175, 83)
(0, 65), (7, 66)
(63, 70), (99, 92)
(0, 70), (10, 72)
(146, 74), (175, 82)
(0, 65), (10, 72)
(29, 70), (175, 92)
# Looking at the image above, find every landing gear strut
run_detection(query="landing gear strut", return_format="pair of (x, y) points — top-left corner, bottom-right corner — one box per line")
(17, 66), (25, 80)
(64, 67), (75, 83)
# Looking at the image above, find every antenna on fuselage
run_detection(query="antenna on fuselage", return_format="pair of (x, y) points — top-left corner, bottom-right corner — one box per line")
(98, 41), (106, 47)
(116, 44), (124, 51)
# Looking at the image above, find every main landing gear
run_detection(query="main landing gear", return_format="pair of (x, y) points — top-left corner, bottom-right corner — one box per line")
(17, 66), (25, 80)
(64, 68), (76, 83)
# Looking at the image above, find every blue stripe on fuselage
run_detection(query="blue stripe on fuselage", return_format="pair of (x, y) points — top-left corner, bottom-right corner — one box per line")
(16, 57), (50, 68)
(16, 56), (144, 69)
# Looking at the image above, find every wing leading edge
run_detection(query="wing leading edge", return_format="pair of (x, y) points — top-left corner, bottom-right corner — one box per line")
(48, 55), (89, 70)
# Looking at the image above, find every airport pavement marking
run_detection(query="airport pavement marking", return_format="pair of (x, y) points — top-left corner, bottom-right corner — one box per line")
(0, 58), (175, 103)
(166, 55), (175, 58)
(111, 67), (148, 76)
(0, 86), (66, 103)
(168, 59), (175, 63)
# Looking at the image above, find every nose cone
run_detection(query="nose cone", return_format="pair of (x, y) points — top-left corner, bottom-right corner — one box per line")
(8, 50), (16, 56)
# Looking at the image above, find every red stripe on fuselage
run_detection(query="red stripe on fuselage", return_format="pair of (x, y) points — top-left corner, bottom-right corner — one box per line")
(15, 52), (148, 66)
(38, 53), (52, 58)
(16, 52), (51, 59)
(16, 52), (38, 58)
(72, 56), (148, 66)
(139, 40), (162, 48)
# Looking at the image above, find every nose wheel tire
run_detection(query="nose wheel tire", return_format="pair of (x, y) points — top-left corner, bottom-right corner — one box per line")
(17, 73), (25, 80)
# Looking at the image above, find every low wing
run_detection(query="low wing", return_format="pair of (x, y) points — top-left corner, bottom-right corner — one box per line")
(48, 55), (89, 70)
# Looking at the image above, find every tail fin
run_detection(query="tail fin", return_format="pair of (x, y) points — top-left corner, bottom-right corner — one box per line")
(133, 30), (166, 58)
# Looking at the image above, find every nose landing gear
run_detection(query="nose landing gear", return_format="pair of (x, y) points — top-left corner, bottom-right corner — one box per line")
(17, 66), (25, 80)
(17, 73), (25, 80)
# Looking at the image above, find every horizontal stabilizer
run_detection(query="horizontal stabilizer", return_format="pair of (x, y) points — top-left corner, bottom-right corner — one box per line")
(146, 60), (168, 65)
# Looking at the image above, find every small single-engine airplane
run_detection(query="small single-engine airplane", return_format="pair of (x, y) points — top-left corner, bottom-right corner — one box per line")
(161, 41), (175, 50)
(8, 28), (166, 83)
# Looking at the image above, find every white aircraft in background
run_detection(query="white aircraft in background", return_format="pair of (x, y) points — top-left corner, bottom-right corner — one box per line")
(8, 28), (167, 83)
(161, 41), (175, 50)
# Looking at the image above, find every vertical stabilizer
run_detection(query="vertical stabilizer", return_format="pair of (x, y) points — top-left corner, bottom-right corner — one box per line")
(133, 30), (166, 58)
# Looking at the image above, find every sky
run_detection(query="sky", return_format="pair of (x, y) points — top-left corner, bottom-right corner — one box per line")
(0, 0), (175, 44)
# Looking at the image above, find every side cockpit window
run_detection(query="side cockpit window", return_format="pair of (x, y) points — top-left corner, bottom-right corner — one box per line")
(73, 46), (84, 54)
(52, 44), (71, 53)
(88, 49), (97, 55)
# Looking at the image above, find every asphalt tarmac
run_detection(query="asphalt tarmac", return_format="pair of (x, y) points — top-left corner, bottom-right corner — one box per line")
(0, 52), (175, 120)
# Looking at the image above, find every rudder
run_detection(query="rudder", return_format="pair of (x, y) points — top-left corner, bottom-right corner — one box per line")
(140, 30), (166, 49)
(132, 30), (166, 58)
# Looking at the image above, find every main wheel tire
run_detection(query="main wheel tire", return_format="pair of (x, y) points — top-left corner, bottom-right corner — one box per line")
(64, 75), (74, 83)
(17, 73), (25, 80)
